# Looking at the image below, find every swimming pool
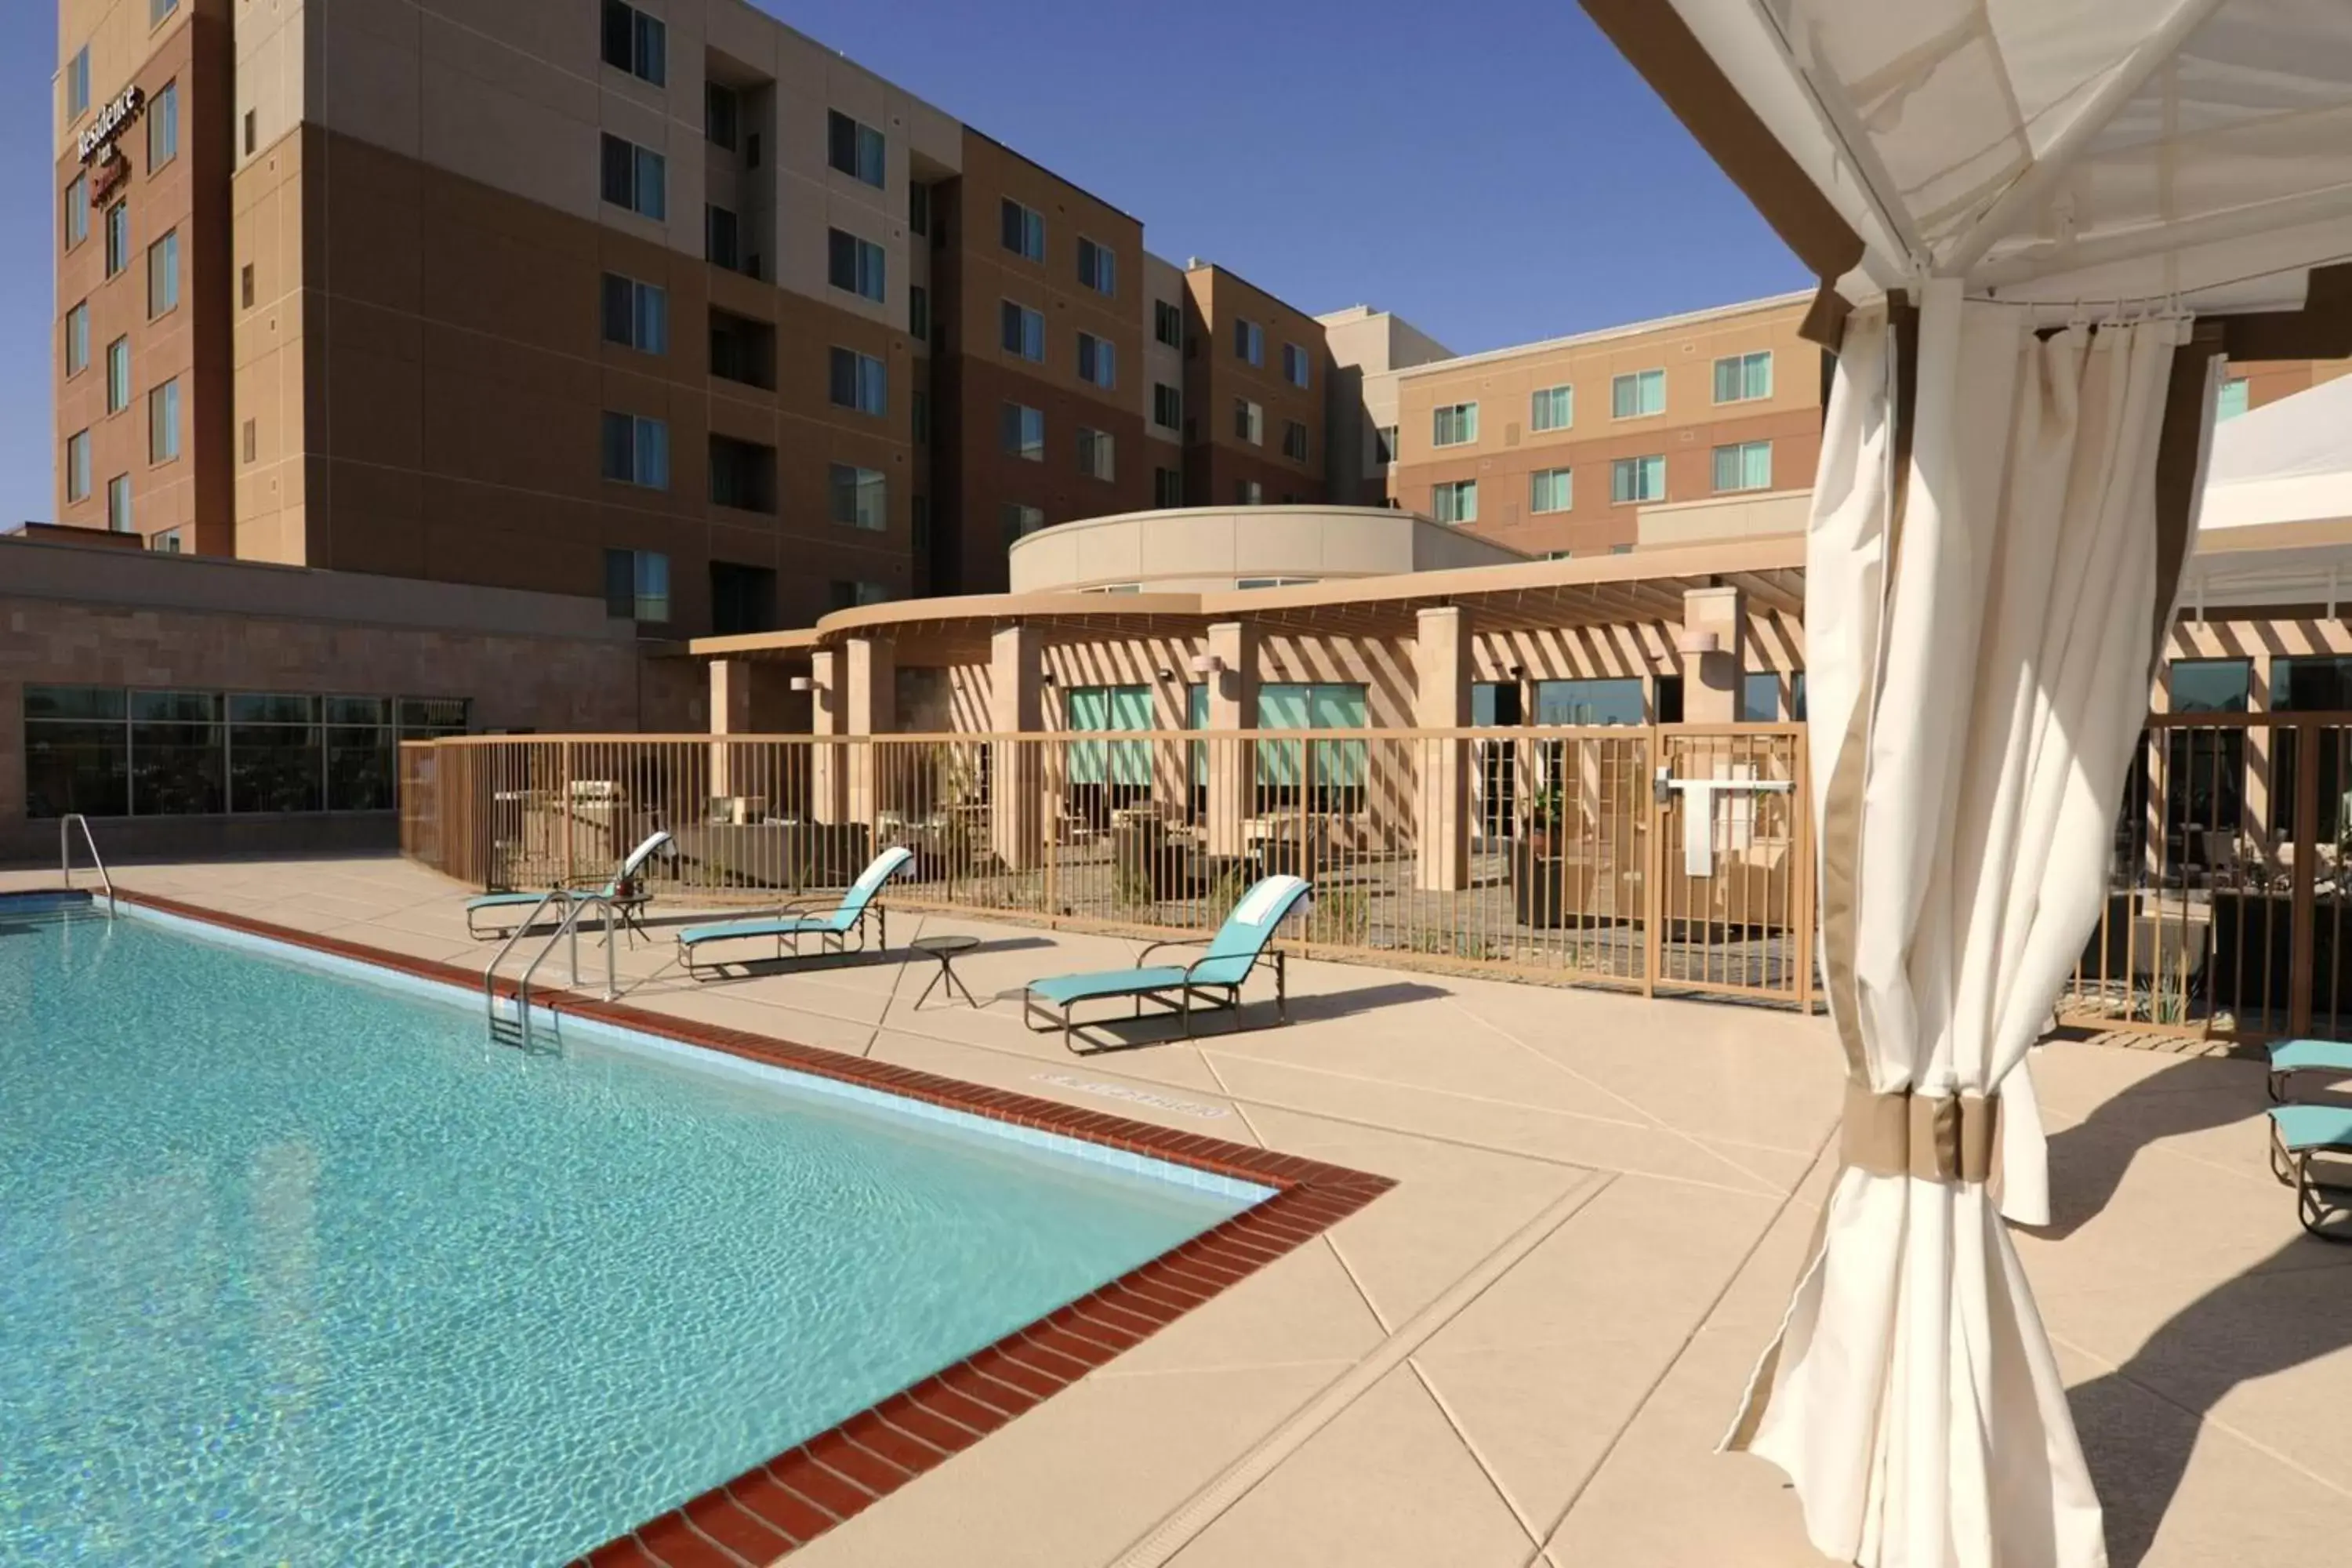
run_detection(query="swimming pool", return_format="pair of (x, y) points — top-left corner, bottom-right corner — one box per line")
(0, 895), (1269, 1564)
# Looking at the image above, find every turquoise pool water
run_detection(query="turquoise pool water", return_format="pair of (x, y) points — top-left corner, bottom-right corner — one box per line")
(0, 898), (1260, 1565)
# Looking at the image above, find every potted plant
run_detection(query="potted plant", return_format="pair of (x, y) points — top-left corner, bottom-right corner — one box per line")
(1514, 780), (1567, 929)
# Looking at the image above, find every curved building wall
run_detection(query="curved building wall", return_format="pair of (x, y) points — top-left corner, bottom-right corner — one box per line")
(1006, 505), (1525, 593)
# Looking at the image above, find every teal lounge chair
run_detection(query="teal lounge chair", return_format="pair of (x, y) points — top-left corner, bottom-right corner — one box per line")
(465, 830), (673, 939)
(1024, 874), (1311, 1052)
(676, 845), (913, 979)
(2267, 1104), (2352, 1242)
(2267, 1037), (2352, 1102)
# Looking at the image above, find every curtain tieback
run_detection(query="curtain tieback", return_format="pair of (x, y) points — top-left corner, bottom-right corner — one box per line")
(1839, 1082), (2002, 1185)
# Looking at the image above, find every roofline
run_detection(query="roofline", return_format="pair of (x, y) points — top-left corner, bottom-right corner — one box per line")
(1395, 289), (1818, 379)
(961, 125), (1144, 227)
(1181, 260), (1334, 326)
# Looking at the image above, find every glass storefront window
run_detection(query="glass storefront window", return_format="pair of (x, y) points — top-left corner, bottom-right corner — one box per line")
(229, 693), (324, 814)
(24, 686), (129, 818)
(327, 696), (395, 811)
(129, 690), (225, 815)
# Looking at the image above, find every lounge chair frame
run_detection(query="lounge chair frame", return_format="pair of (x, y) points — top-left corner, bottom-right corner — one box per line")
(466, 833), (670, 940)
(1022, 938), (1288, 1053)
(2268, 1112), (2352, 1243)
(678, 901), (889, 980)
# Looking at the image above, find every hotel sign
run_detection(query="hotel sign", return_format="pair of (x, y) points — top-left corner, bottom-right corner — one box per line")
(77, 86), (145, 165)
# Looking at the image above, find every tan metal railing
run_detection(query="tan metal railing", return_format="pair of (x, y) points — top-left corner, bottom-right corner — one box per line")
(398, 726), (1813, 1006)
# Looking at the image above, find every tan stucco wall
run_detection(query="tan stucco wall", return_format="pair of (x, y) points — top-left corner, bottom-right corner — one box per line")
(1006, 506), (1526, 593)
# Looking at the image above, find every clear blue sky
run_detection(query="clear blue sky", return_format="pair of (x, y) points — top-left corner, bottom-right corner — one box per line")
(0, 0), (1803, 529)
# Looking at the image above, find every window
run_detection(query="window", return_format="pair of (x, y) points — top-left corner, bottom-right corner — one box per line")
(1077, 237), (1116, 296)
(66, 430), (91, 502)
(910, 496), (930, 554)
(1740, 673), (1780, 723)
(106, 474), (132, 534)
(600, 273), (666, 353)
(1282, 343), (1311, 388)
(2172, 658), (2252, 712)
(1152, 383), (1181, 430)
(1281, 420), (1309, 462)
(1236, 479), (1263, 506)
(153, 530), (181, 554)
(828, 347), (886, 416)
(999, 300), (1044, 360)
(1153, 466), (1182, 508)
(67, 46), (89, 121)
(1077, 427), (1115, 481)
(705, 205), (740, 270)
(106, 336), (130, 413)
(1233, 318), (1264, 366)
(242, 110), (256, 156)
(1610, 454), (1666, 504)
(1530, 467), (1573, 513)
(828, 580), (891, 611)
(1611, 368), (1665, 419)
(1256, 683), (1368, 801)
(1000, 198), (1044, 262)
(104, 201), (129, 277)
(912, 389), (928, 443)
(601, 0), (666, 85)
(1433, 479), (1477, 524)
(599, 412), (670, 488)
(241, 264), (256, 308)
(826, 229), (884, 302)
(227, 693), (324, 814)
(1374, 425), (1398, 465)
(1154, 299), (1182, 349)
(1432, 402), (1478, 447)
(827, 111), (885, 187)
(1714, 350), (1773, 403)
(603, 548), (671, 623)
(709, 309), (775, 389)
(2216, 377), (2251, 422)
(829, 463), (886, 531)
(147, 230), (180, 318)
(1001, 402), (1044, 460)
(1067, 684), (1152, 786)
(1530, 384), (1572, 431)
(909, 285), (930, 343)
(148, 379), (180, 463)
(153, 0), (180, 21)
(147, 81), (179, 169)
(242, 419), (256, 463)
(705, 82), (739, 150)
(64, 303), (89, 377)
(1712, 440), (1773, 492)
(1234, 398), (1264, 445)
(707, 435), (775, 513)
(599, 134), (666, 220)
(1534, 677), (1643, 726)
(908, 182), (930, 236)
(64, 173), (88, 249)
(1077, 332), (1116, 389)
(1002, 503), (1044, 543)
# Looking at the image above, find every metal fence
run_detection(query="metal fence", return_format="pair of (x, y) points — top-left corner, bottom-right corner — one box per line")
(398, 725), (1814, 1005)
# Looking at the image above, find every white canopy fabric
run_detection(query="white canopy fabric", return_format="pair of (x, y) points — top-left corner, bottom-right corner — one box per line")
(2198, 372), (2352, 532)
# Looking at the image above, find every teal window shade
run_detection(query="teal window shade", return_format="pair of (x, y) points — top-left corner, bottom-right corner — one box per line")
(1530, 468), (1571, 513)
(1256, 682), (1367, 795)
(1711, 440), (1772, 492)
(2215, 378), (2250, 421)
(1712, 350), (1772, 403)
(1188, 681), (1208, 787)
(1530, 384), (1572, 431)
(1610, 455), (1665, 504)
(1611, 369), (1665, 418)
(1068, 684), (1151, 786)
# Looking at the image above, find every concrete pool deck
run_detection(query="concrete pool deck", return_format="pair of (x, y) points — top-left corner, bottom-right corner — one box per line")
(9, 852), (2348, 1566)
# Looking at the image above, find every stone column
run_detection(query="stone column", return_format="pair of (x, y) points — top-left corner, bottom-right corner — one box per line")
(1678, 585), (1748, 723)
(1414, 606), (1472, 890)
(843, 637), (895, 824)
(707, 659), (754, 810)
(989, 624), (1044, 870)
(1203, 620), (1260, 858)
(809, 648), (844, 824)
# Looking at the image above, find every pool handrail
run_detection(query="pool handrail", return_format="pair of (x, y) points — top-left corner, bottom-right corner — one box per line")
(485, 889), (619, 1051)
(59, 814), (115, 920)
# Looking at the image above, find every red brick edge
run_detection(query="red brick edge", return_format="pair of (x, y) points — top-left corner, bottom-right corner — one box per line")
(105, 889), (1396, 1567)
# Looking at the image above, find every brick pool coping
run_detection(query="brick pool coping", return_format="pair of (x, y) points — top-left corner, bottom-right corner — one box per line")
(100, 889), (1397, 1568)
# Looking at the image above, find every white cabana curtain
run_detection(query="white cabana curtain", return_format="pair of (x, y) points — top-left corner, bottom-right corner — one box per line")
(1730, 278), (2201, 1568)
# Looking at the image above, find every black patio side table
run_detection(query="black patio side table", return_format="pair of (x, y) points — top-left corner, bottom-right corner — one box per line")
(907, 933), (982, 1010)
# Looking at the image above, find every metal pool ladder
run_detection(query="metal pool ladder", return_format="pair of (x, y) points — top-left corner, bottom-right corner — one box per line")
(59, 814), (116, 919)
(481, 892), (619, 1051)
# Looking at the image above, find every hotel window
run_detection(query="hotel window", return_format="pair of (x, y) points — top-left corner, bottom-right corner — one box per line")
(1233, 318), (1265, 366)
(1078, 237), (1116, 296)
(828, 347), (887, 416)
(1154, 299), (1183, 350)
(1530, 384), (1573, 431)
(1256, 683), (1369, 801)
(910, 495), (930, 554)
(104, 201), (129, 277)
(601, 0), (666, 85)
(828, 580), (891, 611)
(1740, 673), (1780, 722)
(603, 548), (671, 622)
(1534, 677), (1643, 726)
(1611, 368), (1665, 418)
(828, 111), (885, 187)
(909, 285), (930, 343)
(147, 230), (180, 318)
(827, 229), (885, 303)
(1000, 198), (1044, 262)
(599, 134), (666, 220)
(1282, 343), (1311, 388)
(599, 412), (670, 488)
(2171, 658), (2252, 712)
(1610, 453), (1666, 504)
(153, 0), (180, 20)
(2216, 377), (2251, 421)
(106, 336), (130, 413)
(242, 419), (257, 463)
(829, 463), (887, 531)
(1236, 479), (1263, 505)
(64, 173), (88, 249)
(1002, 503), (1044, 543)
(600, 273), (666, 354)
(1077, 427), (1116, 481)
(1001, 402), (1044, 460)
(148, 82), (179, 169)
(912, 389), (928, 443)
(1000, 300), (1044, 361)
(67, 46), (89, 121)
(1152, 383), (1181, 430)
(1153, 466), (1182, 508)
(66, 430), (91, 502)
(65, 302), (89, 377)
(241, 264), (256, 308)
(1234, 398), (1264, 445)
(243, 109), (256, 156)
(148, 379), (180, 463)
(908, 182), (931, 236)
(1374, 425), (1398, 465)
(1712, 440), (1773, 493)
(1281, 420), (1309, 462)
(1432, 401), (1477, 447)
(153, 530), (182, 554)
(705, 205), (740, 270)
(1433, 479), (1477, 524)
(1077, 332), (1116, 389)
(1713, 350), (1773, 403)
(704, 82), (739, 150)
(107, 474), (132, 534)
(1530, 467), (1573, 513)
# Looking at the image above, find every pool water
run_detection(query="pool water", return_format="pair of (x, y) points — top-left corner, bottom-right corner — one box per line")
(0, 899), (1259, 1564)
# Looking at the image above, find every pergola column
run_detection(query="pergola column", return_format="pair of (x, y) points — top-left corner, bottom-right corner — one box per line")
(1679, 584), (1748, 722)
(707, 659), (753, 802)
(1203, 620), (1259, 858)
(844, 636), (895, 823)
(808, 650), (845, 823)
(1414, 605), (1473, 890)
(990, 624), (1044, 870)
